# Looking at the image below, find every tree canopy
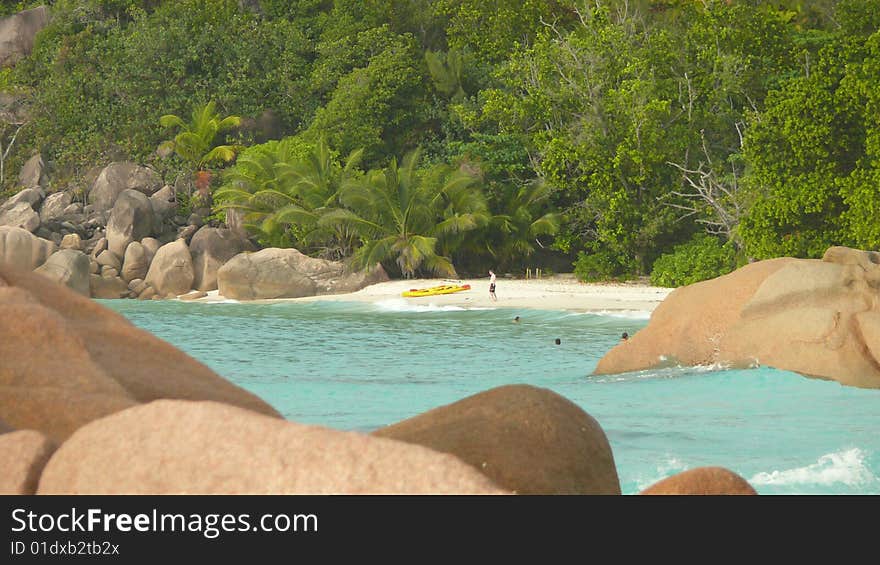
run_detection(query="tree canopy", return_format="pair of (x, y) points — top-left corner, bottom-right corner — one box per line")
(2, 0), (878, 283)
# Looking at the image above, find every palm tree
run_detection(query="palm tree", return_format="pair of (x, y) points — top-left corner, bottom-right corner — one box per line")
(324, 148), (487, 278)
(487, 179), (562, 271)
(425, 49), (467, 101)
(159, 101), (241, 204)
(214, 137), (362, 257)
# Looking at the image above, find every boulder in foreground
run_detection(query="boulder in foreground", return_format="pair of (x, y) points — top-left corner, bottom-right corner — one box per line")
(0, 266), (280, 442)
(640, 467), (757, 495)
(373, 384), (621, 494)
(0, 429), (56, 495)
(595, 247), (880, 389)
(38, 400), (506, 494)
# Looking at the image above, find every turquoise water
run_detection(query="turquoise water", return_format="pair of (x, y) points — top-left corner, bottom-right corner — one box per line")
(104, 298), (880, 495)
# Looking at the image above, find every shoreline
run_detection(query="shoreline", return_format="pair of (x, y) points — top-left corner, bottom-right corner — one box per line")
(193, 274), (674, 314)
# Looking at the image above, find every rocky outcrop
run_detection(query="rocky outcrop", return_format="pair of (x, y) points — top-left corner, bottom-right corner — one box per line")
(640, 467), (757, 495)
(218, 248), (388, 300)
(121, 241), (149, 282)
(34, 249), (90, 296)
(0, 266), (280, 442)
(60, 233), (82, 251)
(87, 162), (163, 212)
(0, 188), (43, 233)
(140, 237), (160, 260)
(2, 186), (43, 210)
(0, 429), (56, 494)
(95, 249), (121, 270)
(373, 385), (620, 494)
(148, 185), (176, 228)
(18, 153), (47, 189)
(0, 201), (39, 232)
(89, 273), (128, 299)
(106, 189), (155, 258)
(0, 226), (55, 271)
(595, 248), (880, 389)
(0, 6), (50, 68)
(189, 226), (250, 291)
(144, 239), (194, 296)
(39, 191), (73, 224)
(38, 400), (506, 494)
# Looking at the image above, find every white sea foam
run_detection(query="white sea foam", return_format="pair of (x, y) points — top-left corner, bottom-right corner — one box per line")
(373, 298), (483, 313)
(590, 309), (652, 320)
(749, 448), (875, 487)
(634, 456), (690, 491)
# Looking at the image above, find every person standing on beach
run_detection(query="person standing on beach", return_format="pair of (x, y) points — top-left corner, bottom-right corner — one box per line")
(488, 270), (497, 301)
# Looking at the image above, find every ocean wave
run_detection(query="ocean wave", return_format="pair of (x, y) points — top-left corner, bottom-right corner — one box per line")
(633, 456), (690, 491)
(588, 363), (728, 383)
(373, 298), (486, 313)
(749, 448), (875, 487)
(589, 310), (653, 320)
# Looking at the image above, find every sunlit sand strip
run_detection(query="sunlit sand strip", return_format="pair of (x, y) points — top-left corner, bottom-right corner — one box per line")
(197, 275), (674, 314)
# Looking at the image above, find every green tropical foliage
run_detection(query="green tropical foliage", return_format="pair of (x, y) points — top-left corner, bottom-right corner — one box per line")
(159, 101), (241, 170)
(328, 148), (486, 277)
(484, 179), (561, 272)
(649, 233), (738, 288)
(214, 136), (362, 257)
(2, 0), (878, 285)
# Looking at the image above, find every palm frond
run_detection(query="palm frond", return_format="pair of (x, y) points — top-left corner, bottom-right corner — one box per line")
(159, 114), (186, 129)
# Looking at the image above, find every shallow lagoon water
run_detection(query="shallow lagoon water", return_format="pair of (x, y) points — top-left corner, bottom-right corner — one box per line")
(105, 299), (880, 495)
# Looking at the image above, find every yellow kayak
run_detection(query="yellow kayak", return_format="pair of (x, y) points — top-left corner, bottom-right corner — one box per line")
(402, 284), (471, 297)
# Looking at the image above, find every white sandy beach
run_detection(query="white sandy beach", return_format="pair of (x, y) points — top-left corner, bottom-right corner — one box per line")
(198, 274), (674, 313)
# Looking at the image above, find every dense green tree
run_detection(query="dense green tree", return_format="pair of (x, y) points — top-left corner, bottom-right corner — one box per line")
(11, 0), (312, 181)
(433, 0), (575, 64)
(306, 30), (427, 164)
(3, 0), (878, 282)
(738, 2), (879, 258)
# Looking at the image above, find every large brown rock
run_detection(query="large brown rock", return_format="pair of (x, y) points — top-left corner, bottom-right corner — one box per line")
(189, 226), (250, 291)
(34, 249), (90, 296)
(87, 162), (163, 212)
(144, 239), (194, 296)
(640, 467), (757, 495)
(19, 153), (47, 189)
(373, 384), (621, 494)
(218, 247), (388, 300)
(0, 430), (56, 494)
(89, 273), (128, 299)
(594, 248), (880, 389)
(37, 400), (507, 494)
(39, 191), (73, 224)
(1, 187), (43, 210)
(148, 185), (175, 228)
(0, 7), (49, 68)
(0, 226), (55, 271)
(0, 266), (280, 442)
(0, 201), (39, 232)
(106, 189), (155, 258)
(140, 237), (160, 261)
(121, 241), (149, 282)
